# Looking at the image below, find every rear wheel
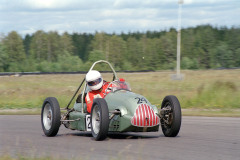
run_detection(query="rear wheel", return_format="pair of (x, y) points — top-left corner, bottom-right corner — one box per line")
(41, 97), (61, 137)
(160, 95), (181, 137)
(91, 98), (109, 141)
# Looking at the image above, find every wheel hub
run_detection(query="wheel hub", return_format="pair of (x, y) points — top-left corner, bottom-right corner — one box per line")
(43, 103), (53, 130)
(47, 111), (52, 120)
(161, 104), (173, 127)
(92, 106), (100, 134)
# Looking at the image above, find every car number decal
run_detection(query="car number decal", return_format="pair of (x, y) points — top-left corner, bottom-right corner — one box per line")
(135, 97), (147, 104)
(86, 114), (91, 131)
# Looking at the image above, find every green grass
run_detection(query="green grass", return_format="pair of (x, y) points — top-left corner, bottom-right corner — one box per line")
(0, 70), (240, 116)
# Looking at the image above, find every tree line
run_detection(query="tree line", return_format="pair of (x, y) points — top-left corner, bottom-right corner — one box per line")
(0, 25), (239, 72)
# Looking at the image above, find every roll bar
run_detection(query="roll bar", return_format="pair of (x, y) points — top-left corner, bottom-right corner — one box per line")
(81, 60), (118, 112)
(88, 60), (118, 79)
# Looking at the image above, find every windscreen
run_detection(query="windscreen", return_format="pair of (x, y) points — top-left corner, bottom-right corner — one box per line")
(110, 80), (131, 92)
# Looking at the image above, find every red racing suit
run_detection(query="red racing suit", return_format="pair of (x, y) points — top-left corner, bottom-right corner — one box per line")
(85, 81), (111, 113)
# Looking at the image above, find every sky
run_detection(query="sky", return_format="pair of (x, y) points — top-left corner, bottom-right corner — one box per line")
(0, 0), (240, 36)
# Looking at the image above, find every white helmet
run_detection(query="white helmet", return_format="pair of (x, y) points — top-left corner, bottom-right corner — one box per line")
(86, 70), (103, 91)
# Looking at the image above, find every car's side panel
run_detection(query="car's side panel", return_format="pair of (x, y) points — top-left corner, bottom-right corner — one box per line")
(73, 102), (87, 113)
(69, 111), (86, 131)
(108, 114), (132, 132)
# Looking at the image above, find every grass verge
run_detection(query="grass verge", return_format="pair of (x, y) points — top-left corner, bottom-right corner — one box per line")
(0, 70), (240, 117)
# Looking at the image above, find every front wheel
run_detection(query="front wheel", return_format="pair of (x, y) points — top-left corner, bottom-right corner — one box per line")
(160, 95), (181, 137)
(41, 97), (61, 137)
(91, 98), (109, 141)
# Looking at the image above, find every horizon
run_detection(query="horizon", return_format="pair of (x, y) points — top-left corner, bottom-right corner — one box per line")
(1, 24), (239, 37)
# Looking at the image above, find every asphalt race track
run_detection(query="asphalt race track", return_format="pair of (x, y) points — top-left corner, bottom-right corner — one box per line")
(0, 115), (239, 160)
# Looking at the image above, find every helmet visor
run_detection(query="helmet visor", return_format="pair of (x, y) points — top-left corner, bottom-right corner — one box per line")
(87, 78), (102, 86)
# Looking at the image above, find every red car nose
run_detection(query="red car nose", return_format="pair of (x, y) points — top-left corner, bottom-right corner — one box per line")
(131, 104), (160, 127)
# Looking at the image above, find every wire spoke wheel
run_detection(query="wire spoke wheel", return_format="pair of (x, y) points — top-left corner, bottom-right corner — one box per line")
(160, 95), (182, 137)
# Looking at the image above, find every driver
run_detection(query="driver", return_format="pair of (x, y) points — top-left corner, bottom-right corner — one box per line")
(85, 70), (111, 113)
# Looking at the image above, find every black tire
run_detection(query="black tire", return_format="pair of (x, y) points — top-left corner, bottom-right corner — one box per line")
(160, 95), (181, 137)
(90, 98), (109, 141)
(41, 97), (61, 137)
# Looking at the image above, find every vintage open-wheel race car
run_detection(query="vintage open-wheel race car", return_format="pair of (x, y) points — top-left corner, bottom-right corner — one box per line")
(41, 60), (182, 141)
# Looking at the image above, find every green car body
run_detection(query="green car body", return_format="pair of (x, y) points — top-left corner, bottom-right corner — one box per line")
(68, 87), (160, 133)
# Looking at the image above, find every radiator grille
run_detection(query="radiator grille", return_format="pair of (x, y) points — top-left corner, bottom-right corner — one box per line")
(131, 104), (160, 127)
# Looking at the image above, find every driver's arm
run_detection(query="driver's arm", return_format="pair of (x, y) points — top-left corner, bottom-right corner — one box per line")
(85, 91), (104, 113)
(85, 92), (94, 113)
